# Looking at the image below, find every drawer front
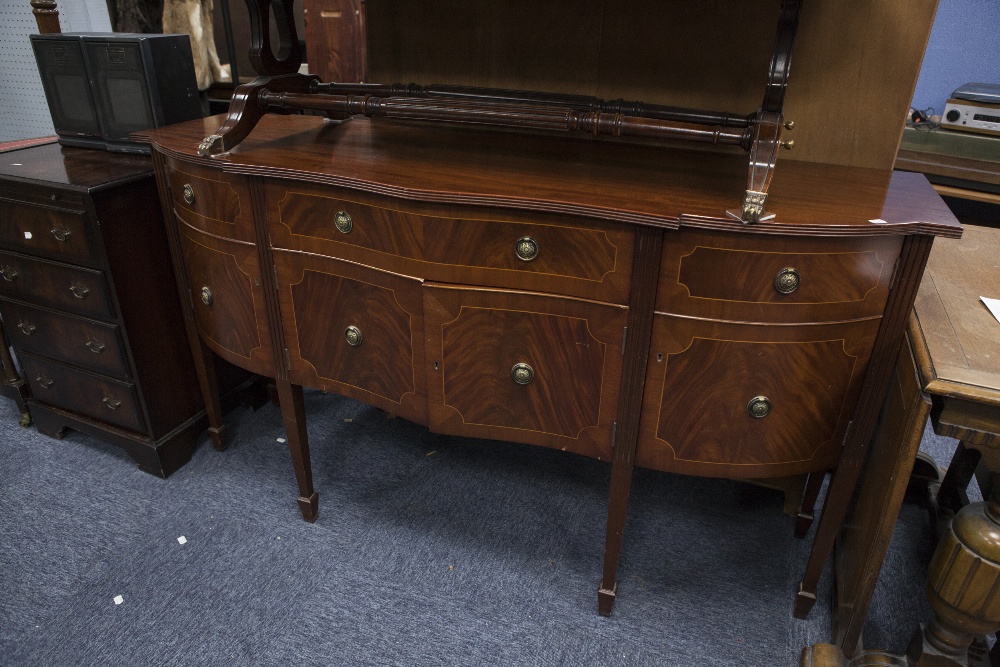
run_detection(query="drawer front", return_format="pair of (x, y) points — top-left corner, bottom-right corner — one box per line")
(0, 300), (129, 379)
(163, 158), (255, 243)
(0, 250), (113, 318)
(21, 352), (145, 433)
(177, 225), (274, 377)
(275, 250), (427, 425)
(635, 315), (881, 478)
(265, 182), (633, 304)
(424, 284), (626, 461)
(657, 230), (902, 323)
(0, 200), (98, 265)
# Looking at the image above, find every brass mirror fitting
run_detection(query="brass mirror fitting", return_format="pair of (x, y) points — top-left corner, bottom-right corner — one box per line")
(200, 287), (213, 306)
(51, 227), (71, 242)
(511, 363), (535, 385)
(0, 266), (17, 282)
(515, 237), (539, 262)
(182, 184), (195, 205)
(18, 322), (36, 336)
(783, 120), (795, 130)
(780, 140), (795, 150)
(335, 211), (353, 234)
(36, 375), (54, 389)
(102, 397), (122, 410)
(70, 283), (90, 299)
(86, 341), (106, 354)
(344, 325), (363, 347)
(773, 267), (800, 294)
(747, 396), (772, 418)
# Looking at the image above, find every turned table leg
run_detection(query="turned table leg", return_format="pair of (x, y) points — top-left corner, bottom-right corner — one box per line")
(907, 473), (1000, 666)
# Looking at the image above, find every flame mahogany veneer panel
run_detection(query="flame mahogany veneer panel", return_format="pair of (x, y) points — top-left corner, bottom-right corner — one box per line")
(424, 284), (626, 460)
(263, 180), (633, 305)
(636, 315), (881, 478)
(176, 225), (275, 377)
(274, 249), (427, 425)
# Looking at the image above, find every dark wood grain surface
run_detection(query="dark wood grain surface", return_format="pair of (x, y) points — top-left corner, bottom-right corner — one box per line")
(0, 143), (152, 191)
(145, 114), (962, 238)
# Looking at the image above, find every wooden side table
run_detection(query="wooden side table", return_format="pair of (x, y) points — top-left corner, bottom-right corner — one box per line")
(803, 223), (1000, 666)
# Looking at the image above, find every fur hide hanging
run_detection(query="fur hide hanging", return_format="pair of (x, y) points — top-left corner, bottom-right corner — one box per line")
(162, 0), (230, 90)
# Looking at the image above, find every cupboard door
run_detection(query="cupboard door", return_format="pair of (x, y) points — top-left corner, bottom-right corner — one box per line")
(424, 284), (626, 460)
(635, 314), (881, 478)
(274, 250), (427, 425)
(177, 226), (275, 377)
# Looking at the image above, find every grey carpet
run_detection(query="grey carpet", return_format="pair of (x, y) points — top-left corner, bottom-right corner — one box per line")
(0, 390), (976, 666)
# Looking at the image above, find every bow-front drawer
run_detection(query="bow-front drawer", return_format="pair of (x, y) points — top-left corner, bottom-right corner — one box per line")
(264, 181), (633, 304)
(0, 250), (113, 318)
(635, 314), (881, 479)
(20, 352), (145, 434)
(657, 230), (903, 323)
(163, 158), (254, 243)
(0, 200), (97, 266)
(0, 300), (129, 379)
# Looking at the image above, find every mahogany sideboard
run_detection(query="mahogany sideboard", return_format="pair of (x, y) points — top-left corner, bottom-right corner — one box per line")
(0, 142), (250, 477)
(144, 112), (961, 614)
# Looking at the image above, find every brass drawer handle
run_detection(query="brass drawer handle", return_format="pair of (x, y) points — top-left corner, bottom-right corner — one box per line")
(70, 283), (91, 299)
(51, 227), (72, 242)
(511, 363), (535, 385)
(0, 266), (17, 282)
(36, 375), (54, 389)
(335, 210), (353, 234)
(86, 341), (106, 354)
(515, 237), (539, 262)
(773, 267), (800, 294)
(103, 396), (122, 410)
(182, 184), (196, 205)
(747, 396), (771, 418)
(344, 325), (363, 347)
(201, 286), (212, 306)
(18, 322), (36, 336)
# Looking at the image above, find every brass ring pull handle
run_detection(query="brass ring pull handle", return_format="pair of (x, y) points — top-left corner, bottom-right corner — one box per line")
(86, 341), (106, 354)
(511, 363), (535, 385)
(102, 397), (122, 410)
(36, 375), (54, 389)
(51, 227), (71, 242)
(0, 266), (17, 282)
(773, 267), (800, 294)
(335, 211), (353, 234)
(747, 396), (772, 418)
(344, 325), (362, 347)
(18, 322), (36, 336)
(70, 283), (90, 299)
(182, 184), (195, 205)
(200, 287), (213, 306)
(515, 237), (539, 262)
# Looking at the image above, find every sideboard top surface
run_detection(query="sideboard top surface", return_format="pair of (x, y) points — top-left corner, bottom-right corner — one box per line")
(146, 114), (961, 238)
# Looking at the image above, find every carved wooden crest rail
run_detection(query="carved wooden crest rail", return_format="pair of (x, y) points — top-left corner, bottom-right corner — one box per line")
(198, 0), (802, 224)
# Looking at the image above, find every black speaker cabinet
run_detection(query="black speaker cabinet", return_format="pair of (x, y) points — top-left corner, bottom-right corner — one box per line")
(30, 33), (203, 154)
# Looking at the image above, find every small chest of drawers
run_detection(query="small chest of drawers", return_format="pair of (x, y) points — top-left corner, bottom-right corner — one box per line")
(0, 143), (221, 476)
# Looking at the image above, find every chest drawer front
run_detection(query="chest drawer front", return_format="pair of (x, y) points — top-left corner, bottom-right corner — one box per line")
(0, 200), (97, 265)
(635, 315), (881, 479)
(164, 158), (254, 243)
(21, 352), (145, 434)
(0, 250), (113, 318)
(275, 250), (427, 425)
(177, 226), (274, 377)
(424, 285), (626, 461)
(657, 230), (902, 323)
(0, 300), (129, 379)
(266, 182), (633, 304)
